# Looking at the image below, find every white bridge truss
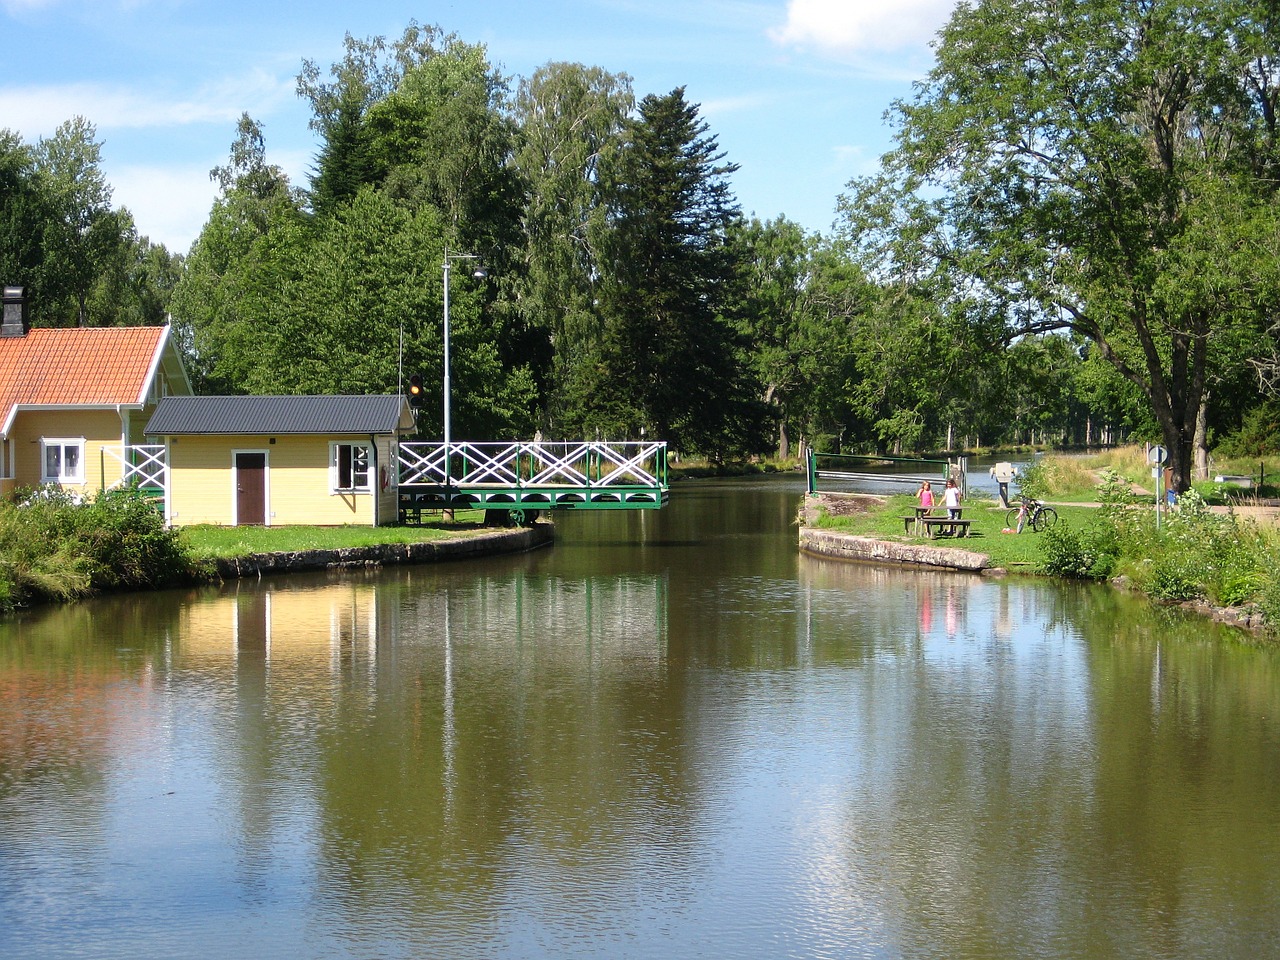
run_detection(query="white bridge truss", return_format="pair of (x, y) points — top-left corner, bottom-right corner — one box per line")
(103, 444), (167, 491)
(396, 440), (669, 520)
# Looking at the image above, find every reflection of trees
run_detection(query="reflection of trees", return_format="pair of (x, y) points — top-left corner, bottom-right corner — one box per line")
(5, 540), (1280, 956)
(791, 558), (1280, 956)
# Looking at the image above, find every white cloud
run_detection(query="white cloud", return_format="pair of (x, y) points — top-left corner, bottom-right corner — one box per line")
(0, 71), (294, 140)
(770, 0), (958, 55)
(109, 162), (218, 254)
(108, 145), (314, 254)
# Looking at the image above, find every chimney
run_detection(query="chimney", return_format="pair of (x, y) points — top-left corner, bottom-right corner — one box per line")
(1, 286), (28, 338)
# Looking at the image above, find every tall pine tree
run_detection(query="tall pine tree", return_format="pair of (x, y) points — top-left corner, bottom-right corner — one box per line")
(593, 87), (767, 458)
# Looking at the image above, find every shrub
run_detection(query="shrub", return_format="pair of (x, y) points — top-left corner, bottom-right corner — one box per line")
(1215, 402), (1280, 459)
(1040, 521), (1119, 580)
(0, 486), (194, 610)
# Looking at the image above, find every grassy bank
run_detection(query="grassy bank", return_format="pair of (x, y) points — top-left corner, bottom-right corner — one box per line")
(808, 448), (1280, 636)
(807, 492), (1093, 571)
(0, 490), (495, 612)
(182, 511), (490, 559)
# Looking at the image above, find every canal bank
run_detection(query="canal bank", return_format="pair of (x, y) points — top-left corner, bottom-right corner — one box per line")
(211, 520), (554, 580)
(799, 492), (1270, 635)
(798, 491), (995, 573)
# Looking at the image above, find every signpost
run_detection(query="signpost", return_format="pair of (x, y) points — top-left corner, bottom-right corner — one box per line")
(1149, 445), (1167, 529)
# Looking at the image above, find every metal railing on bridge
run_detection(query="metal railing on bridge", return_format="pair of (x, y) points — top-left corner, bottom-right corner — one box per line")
(397, 440), (668, 522)
(807, 450), (963, 496)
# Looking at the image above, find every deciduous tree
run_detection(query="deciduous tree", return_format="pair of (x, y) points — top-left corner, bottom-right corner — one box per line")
(841, 0), (1280, 490)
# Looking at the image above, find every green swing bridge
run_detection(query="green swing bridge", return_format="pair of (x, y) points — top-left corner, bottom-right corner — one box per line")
(396, 440), (669, 524)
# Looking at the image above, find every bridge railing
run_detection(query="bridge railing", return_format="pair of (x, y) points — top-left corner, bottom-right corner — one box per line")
(100, 444), (167, 491)
(807, 450), (959, 495)
(397, 440), (668, 490)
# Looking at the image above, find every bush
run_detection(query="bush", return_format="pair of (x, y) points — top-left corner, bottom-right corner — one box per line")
(0, 486), (194, 609)
(1215, 402), (1280, 459)
(1039, 522), (1118, 580)
(1092, 481), (1278, 610)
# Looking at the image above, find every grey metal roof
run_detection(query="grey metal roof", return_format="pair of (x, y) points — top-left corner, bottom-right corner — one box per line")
(145, 395), (411, 436)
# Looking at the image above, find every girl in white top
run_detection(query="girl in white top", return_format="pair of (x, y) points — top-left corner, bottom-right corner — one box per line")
(943, 478), (962, 518)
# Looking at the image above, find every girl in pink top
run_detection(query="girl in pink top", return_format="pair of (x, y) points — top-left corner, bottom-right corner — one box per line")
(917, 481), (935, 511)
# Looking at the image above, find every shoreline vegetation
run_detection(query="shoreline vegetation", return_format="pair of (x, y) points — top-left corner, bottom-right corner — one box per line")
(0, 492), (531, 614)
(803, 447), (1280, 639)
(1, 447), (1276, 637)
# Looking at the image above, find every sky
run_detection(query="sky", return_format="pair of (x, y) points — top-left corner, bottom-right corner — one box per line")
(0, 0), (960, 255)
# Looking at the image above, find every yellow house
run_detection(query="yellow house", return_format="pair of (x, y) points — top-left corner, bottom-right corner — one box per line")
(145, 395), (414, 526)
(0, 286), (192, 498)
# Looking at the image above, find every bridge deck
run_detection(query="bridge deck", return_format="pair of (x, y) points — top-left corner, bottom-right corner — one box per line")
(397, 441), (668, 523)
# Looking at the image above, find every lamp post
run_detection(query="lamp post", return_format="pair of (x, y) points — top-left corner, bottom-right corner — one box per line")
(441, 248), (487, 482)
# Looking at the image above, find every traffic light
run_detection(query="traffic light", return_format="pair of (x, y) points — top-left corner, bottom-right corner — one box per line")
(407, 374), (424, 405)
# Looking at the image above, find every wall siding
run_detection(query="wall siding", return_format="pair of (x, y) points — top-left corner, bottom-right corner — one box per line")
(10, 409), (126, 493)
(167, 434), (383, 527)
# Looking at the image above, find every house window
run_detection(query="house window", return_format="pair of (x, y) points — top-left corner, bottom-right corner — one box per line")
(331, 443), (371, 492)
(42, 439), (85, 483)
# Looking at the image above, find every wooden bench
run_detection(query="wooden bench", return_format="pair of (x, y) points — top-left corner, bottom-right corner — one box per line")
(921, 517), (971, 538)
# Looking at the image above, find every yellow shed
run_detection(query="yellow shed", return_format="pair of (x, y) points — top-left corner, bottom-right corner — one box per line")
(146, 395), (415, 527)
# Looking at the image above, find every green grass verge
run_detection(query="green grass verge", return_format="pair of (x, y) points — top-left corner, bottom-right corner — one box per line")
(183, 512), (491, 559)
(809, 493), (1100, 571)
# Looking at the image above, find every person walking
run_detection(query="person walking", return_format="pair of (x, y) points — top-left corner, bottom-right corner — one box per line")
(943, 478), (962, 519)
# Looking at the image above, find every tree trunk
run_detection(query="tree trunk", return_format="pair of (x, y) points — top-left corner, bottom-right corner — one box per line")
(1193, 394), (1209, 482)
(778, 418), (790, 460)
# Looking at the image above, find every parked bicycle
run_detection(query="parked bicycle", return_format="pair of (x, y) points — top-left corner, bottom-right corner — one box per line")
(1007, 495), (1058, 533)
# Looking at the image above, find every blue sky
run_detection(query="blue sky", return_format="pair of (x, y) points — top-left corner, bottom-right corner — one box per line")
(1, 0), (958, 254)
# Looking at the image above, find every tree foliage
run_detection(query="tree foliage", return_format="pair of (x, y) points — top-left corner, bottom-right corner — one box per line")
(590, 87), (767, 457)
(841, 0), (1280, 486)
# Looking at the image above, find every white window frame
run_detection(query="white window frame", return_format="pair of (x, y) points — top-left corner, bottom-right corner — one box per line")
(41, 438), (85, 483)
(330, 442), (372, 493)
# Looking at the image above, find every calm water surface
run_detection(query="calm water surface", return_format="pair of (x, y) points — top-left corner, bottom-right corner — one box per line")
(2, 476), (1279, 959)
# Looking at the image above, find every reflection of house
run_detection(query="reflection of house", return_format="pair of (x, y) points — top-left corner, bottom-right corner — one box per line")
(145, 395), (414, 526)
(0, 286), (192, 497)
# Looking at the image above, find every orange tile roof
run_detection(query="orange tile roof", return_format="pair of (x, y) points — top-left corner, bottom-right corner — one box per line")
(0, 326), (167, 420)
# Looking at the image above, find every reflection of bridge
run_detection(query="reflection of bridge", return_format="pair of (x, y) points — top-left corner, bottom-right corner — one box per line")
(397, 441), (669, 524)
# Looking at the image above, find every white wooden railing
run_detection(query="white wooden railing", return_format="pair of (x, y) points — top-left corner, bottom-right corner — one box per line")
(101, 444), (166, 490)
(397, 441), (668, 489)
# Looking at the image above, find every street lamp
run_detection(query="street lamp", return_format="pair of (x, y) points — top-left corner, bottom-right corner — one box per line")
(441, 248), (487, 481)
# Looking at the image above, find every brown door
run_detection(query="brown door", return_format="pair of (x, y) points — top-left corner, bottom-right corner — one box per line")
(235, 452), (266, 525)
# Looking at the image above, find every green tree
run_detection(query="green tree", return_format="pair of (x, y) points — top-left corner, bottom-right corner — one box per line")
(730, 217), (810, 458)
(511, 62), (633, 434)
(35, 117), (125, 326)
(0, 130), (49, 314)
(170, 114), (305, 392)
(841, 0), (1280, 490)
(593, 87), (766, 458)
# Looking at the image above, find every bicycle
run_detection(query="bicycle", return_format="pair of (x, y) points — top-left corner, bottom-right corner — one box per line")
(1006, 496), (1058, 533)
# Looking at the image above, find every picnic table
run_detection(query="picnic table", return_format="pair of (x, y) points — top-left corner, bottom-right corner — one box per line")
(920, 515), (971, 538)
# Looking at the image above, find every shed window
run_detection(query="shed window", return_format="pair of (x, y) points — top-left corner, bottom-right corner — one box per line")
(331, 443), (371, 492)
(42, 438), (84, 483)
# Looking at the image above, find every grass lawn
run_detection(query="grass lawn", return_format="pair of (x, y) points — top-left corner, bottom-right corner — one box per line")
(808, 493), (1101, 572)
(181, 511), (492, 559)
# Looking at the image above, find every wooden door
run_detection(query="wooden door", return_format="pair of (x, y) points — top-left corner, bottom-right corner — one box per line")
(235, 452), (266, 525)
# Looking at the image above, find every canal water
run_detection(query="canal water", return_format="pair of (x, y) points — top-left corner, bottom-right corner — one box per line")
(2, 476), (1279, 959)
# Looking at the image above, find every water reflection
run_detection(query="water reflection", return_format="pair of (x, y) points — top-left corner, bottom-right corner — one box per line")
(3, 479), (1280, 959)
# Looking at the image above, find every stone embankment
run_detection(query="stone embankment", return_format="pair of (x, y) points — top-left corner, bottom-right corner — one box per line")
(799, 527), (993, 572)
(213, 522), (553, 580)
(798, 493), (995, 573)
